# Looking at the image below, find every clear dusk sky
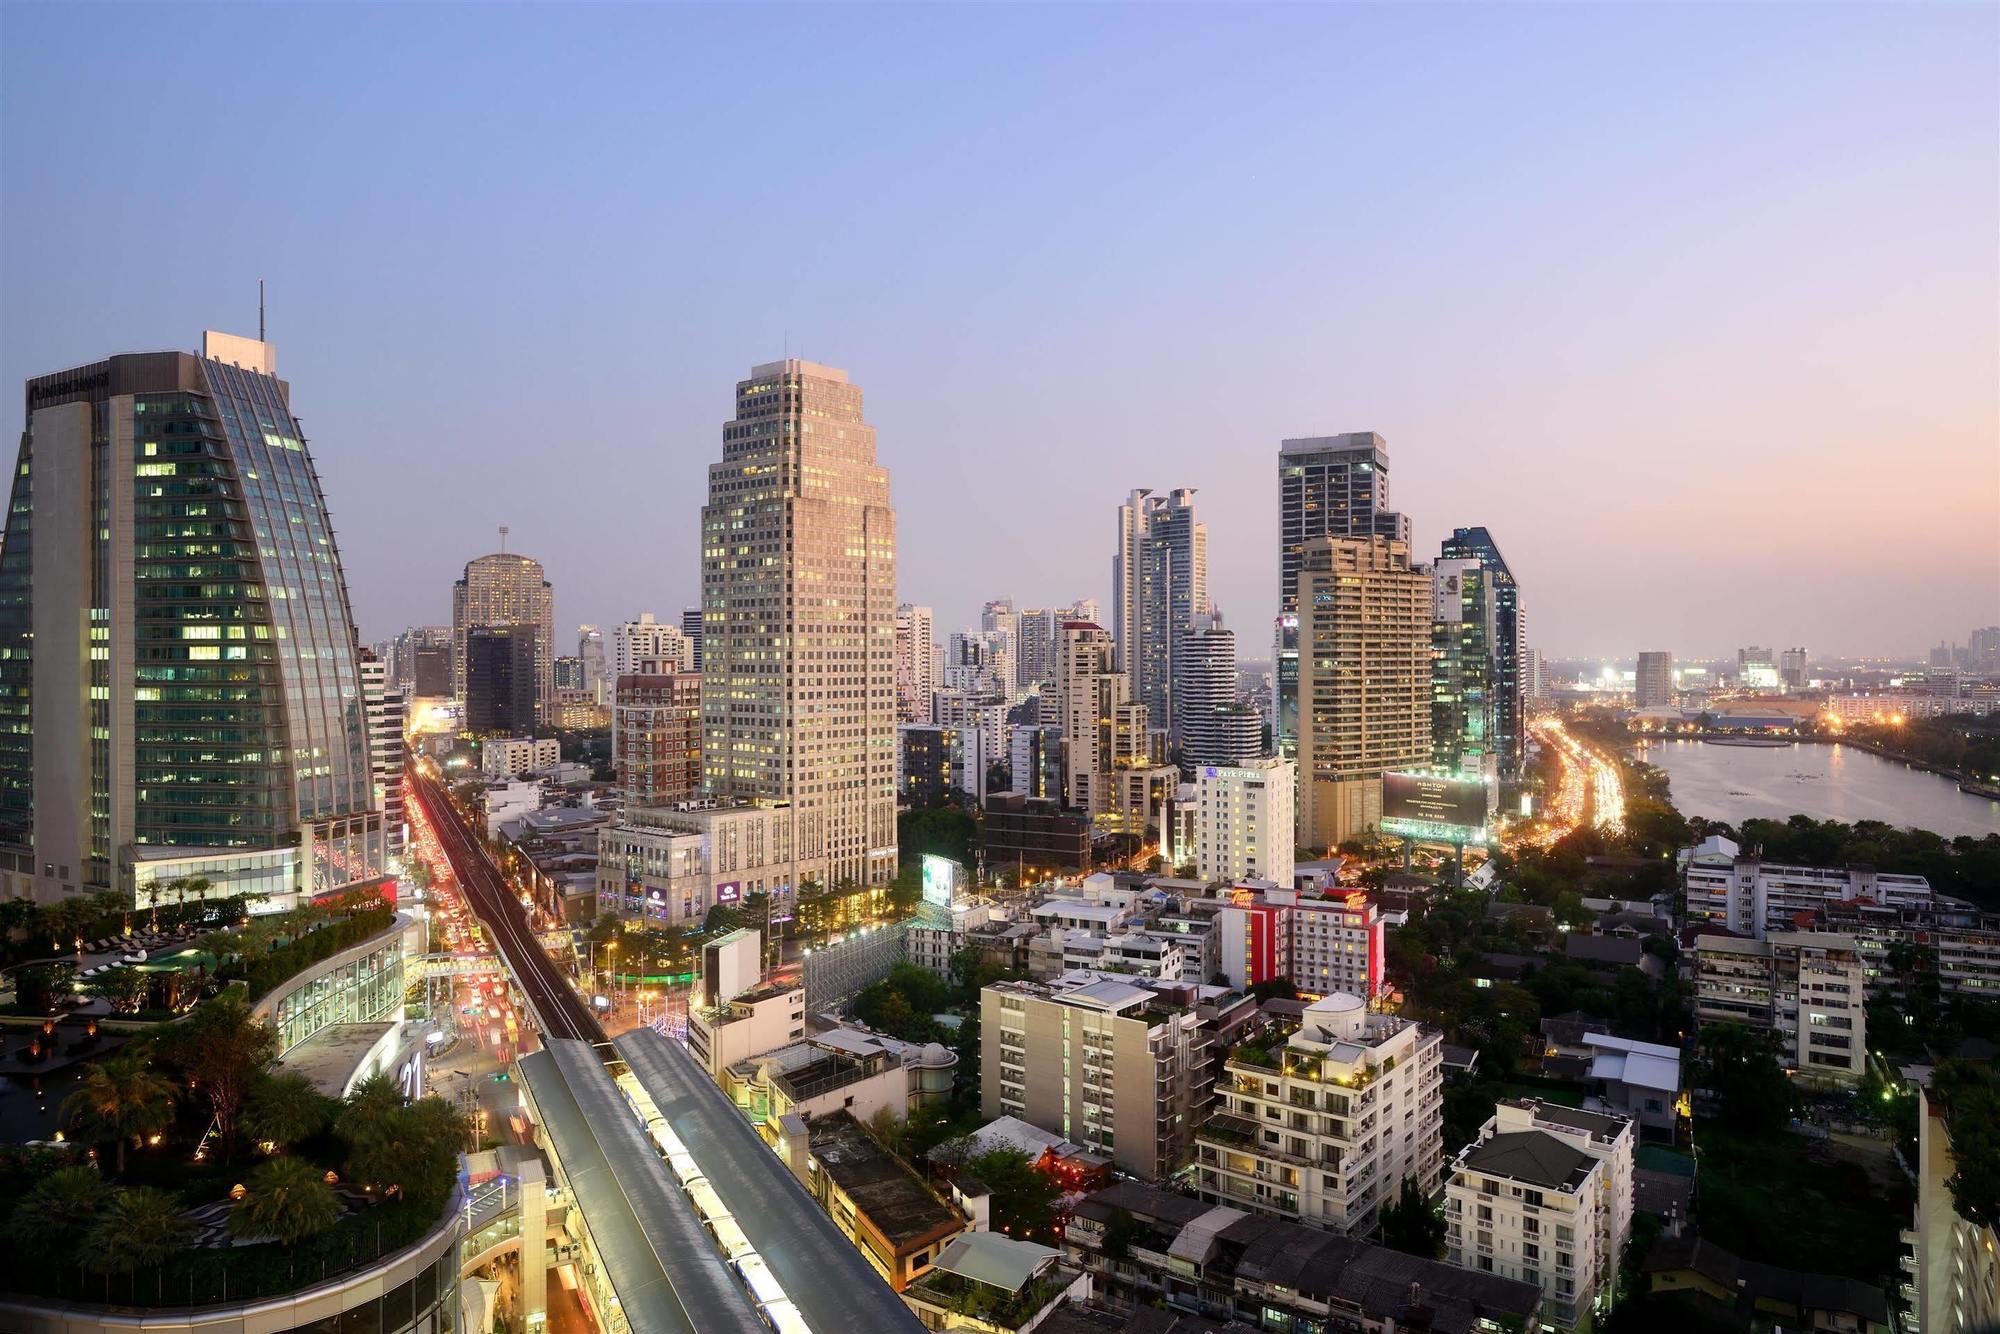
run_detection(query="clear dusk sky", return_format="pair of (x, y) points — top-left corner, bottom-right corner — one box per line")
(4, 3), (1995, 662)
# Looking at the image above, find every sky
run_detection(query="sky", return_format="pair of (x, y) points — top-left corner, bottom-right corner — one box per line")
(3, 3), (1995, 663)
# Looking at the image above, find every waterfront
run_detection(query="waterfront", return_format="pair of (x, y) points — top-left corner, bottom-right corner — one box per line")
(1637, 738), (2000, 840)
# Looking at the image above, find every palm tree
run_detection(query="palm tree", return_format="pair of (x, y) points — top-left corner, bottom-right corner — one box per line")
(161, 992), (275, 1162)
(82, 1186), (191, 1274)
(64, 1051), (175, 1173)
(6, 1165), (111, 1259)
(335, 1072), (404, 1156)
(229, 1154), (342, 1244)
(242, 1072), (335, 1150)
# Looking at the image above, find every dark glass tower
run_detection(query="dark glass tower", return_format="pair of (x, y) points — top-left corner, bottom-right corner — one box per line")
(0, 332), (382, 905)
(1439, 526), (1522, 779)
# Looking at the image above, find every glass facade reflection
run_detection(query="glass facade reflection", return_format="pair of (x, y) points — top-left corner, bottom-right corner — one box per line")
(270, 926), (405, 1055)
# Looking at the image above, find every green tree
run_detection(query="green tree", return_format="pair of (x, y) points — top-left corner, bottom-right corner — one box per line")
(13, 962), (74, 1015)
(1931, 1059), (2000, 1227)
(83, 964), (147, 1015)
(81, 1186), (191, 1274)
(960, 1148), (1061, 1244)
(161, 992), (276, 1162)
(1378, 1176), (1447, 1259)
(63, 1050), (175, 1174)
(230, 1154), (342, 1243)
(1695, 1022), (1793, 1136)
(243, 1072), (337, 1150)
(6, 1165), (112, 1260)
(343, 1094), (468, 1209)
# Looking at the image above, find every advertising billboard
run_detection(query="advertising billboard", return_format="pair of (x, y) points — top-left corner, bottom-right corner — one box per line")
(1382, 770), (1491, 844)
(922, 854), (965, 909)
(714, 881), (741, 904)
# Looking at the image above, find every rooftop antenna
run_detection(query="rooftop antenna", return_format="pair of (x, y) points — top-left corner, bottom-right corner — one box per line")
(499, 525), (509, 553)
(258, 279), (265, 343)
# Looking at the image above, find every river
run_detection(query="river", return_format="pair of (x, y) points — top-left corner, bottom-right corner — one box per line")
(1634, 738), (2000, 840)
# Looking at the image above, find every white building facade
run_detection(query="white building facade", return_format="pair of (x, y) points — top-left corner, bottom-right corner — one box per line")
(1196, 758), (1296, 886)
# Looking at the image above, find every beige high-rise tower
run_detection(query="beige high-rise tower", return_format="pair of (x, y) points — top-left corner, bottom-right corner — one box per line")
(701, 359), (899, 888)
(452, 543), (556, 723)
(1297, 535), (1432, 848)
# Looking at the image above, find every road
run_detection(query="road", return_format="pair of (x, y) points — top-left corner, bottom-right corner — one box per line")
(1520, 717), (1627, 846)
(407, 765), (607, 1048)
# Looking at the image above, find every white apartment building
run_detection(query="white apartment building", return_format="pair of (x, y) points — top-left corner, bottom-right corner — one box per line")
(613, 611), (691, 676)
(1215, 885), (1385, 999)
(981, 972), (1208, 1180)
(482, 736), (561, 778)
(1196, 758), (1296, 886)
(895, 603), (938, 723)
(359, 654), (407, 866)
(934, 690), (1008, 800)
(687, 980), (808, 1079)
(1680, 834), (1933, 936)
(1446, 1099), (1635, 1331)
(1194, 993), (1443, 1231)
(1693, 930), (1866, 1084)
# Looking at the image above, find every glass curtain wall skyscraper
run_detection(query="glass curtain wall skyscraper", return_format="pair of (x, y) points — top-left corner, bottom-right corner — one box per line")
(451, 546), (554, 722)
(1276, 434), (1409, 761)
(1113, 488), (1209, 747)
(1431, 558), (1499, 781)
(1438, 526), (1523, 778)
(0, 332), (382, 905)
(700, 359), (898, 889)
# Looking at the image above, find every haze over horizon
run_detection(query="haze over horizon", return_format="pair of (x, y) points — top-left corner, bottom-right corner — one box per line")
(4, 3), (1995, 660)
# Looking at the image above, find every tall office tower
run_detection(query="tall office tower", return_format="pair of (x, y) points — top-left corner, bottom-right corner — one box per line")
(1780, 646), (1809, 690)
(412, 640), (453, 697)
(895, 604), (938, 722)
(391, 624), (449, 694)
(1052, 621), (1129, 818)
(1296, 536), (1432, 849)
(1431, 558), (1499, 779)
(1015, 607), (1057, 689)
(1276, 434), (1409, 761)
(577, 624), (607, 698)
(0, 331), (383, 905)
(1176, 611), (1262, 771)
(1438, 527), (1523, 778)
(614, 612), (689, 678)
(1521, 647), (1545, 703)
(453, 542), (554, 721)
(1635, 651), (1675, 710)
(614, 670), (702, 806)
(1112, 489), (1210, 742)
(464, 625), (538, 735)
(701, 359), (898, 889)
(553, 655), (586, 691)
(359, 651), (407, 867)
(680, 606), (704, 672)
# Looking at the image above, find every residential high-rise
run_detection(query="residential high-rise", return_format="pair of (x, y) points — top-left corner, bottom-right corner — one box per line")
(1432, 557), (1499, 779)
(981, 598), (1018, 689)
(1522, 647), (1546, 703)
(614, 612), (690, 678)
(1014, 608), (1057, 689)
(1052, 621), (1129, 819)
(577, 624), (607, 699)
(701, 359), (898, 889)
(0, 331), (383, 905)
(1438, 528), (1523, 778)
(1780, 646), (1809, 690)
(1113, 489), (1209, 743)
(1634, 651), (1675, 710)
(1195, 758), (1296, 885)
(680, 616), (704, 680)
(614, 671), (702, 806)
(1692, 930), (1866, 1085)
(1277, 434), (1409, 760)
(1176, 611), (1262, 771)
(553, 655), (586, 691)
(1296, 536), (1431, 848)
(453, 543), (555, 720)
(895, 604), (938, 722)
(464, 625), (539, 736)
(360, 651), (408, 868)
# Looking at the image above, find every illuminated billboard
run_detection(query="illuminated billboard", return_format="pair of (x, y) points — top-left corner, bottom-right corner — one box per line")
(922, 854), (965, 908)
(714, 881), (741, 904)
(1382, 770), (1491, 846)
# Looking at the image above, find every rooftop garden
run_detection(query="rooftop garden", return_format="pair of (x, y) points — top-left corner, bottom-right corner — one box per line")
(907, 1266), (1072, 1330)
(0, 891), (461, 1310)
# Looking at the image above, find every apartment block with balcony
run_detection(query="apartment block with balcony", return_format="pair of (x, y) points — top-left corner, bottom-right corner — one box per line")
(1693, 930), (1866, 1085)
(980, 972), (1208, 1180)
(1445, 1099), (1634, 1331)
(1679, 834), (1934, 936)
(1193, 991), (1443, 1232)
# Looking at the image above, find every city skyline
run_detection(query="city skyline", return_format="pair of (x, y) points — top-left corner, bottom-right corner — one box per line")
(4, 4), (1995, 659)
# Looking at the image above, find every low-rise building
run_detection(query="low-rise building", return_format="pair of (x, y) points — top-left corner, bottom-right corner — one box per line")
(903, 1231), (1091, 1334)
(806, 1109), (966, 1292)
(1578, 1032), (1682, 1141)
(1680, 834), (1933, 936)
(482, 735), (561, 778)
(687, 979), (807, 1079)
(1214, 884), (1385, 998)
(1194, 992), (1443, 1231)
(1066, 1179), (1544, 1334)
(1693, 930), (1866, 1084)
(595, 800), (800, 925)
(1644, 1235), (1891, 1333)
(723, 1026), (958, 1135)
(1445, 1100), (1634, 1331)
